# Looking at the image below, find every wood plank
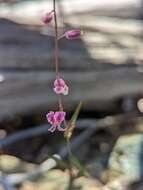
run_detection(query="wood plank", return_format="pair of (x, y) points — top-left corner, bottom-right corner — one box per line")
(0, 69), (142, 120)
(0, 0), (141, 21)
(0, 19), (143, 70)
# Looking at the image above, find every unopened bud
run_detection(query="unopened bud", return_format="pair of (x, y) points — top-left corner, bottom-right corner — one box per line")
(42, 10), (54, 24)
(64, 29), (83, 40)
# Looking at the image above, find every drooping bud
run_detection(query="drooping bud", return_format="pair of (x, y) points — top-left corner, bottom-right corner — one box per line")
(42, 10), (54, 24)
(64, 29), (83, 40)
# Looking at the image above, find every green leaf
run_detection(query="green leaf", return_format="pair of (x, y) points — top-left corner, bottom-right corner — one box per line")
(70, 101), (83, 125)
(64, 101), (83, 140)
(70, 154), (87, 177)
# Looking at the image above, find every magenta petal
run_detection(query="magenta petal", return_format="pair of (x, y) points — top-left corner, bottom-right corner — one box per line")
(53, 86), (64, 94)
(54, 78), (65, 87)
(54, 111), (66, 123)
(46, 111), (55, 124)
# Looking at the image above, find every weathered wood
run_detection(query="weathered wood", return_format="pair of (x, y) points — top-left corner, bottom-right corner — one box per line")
(0, 18), (143, 119)
(0, 0), (141, 20)
(0, 19), (96, 70)
(0, 69), (142, 119)
(0, 19), (143, 70)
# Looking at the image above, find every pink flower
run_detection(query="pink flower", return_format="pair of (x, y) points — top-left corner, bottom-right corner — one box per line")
(46, 111), (66, 132)
(42, 10), (54, 24)
(64, 29), (82, 40)
(53, 78), (69, 95)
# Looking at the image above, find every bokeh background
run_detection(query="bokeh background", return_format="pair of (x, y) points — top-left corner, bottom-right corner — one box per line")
(0, 0), (143, 190)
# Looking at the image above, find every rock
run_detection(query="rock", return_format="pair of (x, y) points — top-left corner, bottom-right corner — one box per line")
(108, 134), (143, 182)
(20, 170), (104, 190)
(0, 154), (36, 173)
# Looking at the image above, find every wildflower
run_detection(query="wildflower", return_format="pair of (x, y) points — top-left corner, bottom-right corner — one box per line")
(42, 10), (54, 24)
(46, 111), (66, 132)
(64, 29), (83, 40)
(53, 78), (69, 95)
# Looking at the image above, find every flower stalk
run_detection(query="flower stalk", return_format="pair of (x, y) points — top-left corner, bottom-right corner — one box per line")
(44, 0), (82, 132)
(53, 0), (59, 78)
(66, 138), (74, 190)
(53, 0), (64, 112)
(43, 2), (85, 188)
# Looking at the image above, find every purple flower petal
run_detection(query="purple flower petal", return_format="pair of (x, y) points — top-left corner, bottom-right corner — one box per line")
(46, 111), (55, 124)
(53, 86), (64, 94)
(54, 78), (65, 87)
(54, 111), (66, 123)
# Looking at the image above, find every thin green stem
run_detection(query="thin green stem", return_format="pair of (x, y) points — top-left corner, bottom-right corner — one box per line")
(67, 139), (72, 157)
(66, 139), (74, 190)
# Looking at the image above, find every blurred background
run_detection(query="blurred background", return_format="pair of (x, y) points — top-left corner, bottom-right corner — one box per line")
(0, 0), (143, 189)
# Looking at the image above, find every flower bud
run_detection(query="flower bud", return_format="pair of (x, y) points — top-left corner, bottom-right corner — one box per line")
(53, 78), (69, 95)
(64, 29), (83, 40)
(42, 10), (54, 24)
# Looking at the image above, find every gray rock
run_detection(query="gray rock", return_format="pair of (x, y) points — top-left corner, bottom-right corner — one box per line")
(108, 134), (143, 182)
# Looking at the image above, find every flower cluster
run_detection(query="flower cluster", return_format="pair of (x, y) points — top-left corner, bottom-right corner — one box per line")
(54, 78), (69, 95)
(43, 9), (82, 132)
(46, 111), (66, 132)
(47, 78), (68, 132)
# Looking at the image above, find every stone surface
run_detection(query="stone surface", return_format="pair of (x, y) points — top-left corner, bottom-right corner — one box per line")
(0, 154), (36, 173)
(0, 155), (104, 190)
(108, 134), (143, 182)
(19, 170), (104, 190)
